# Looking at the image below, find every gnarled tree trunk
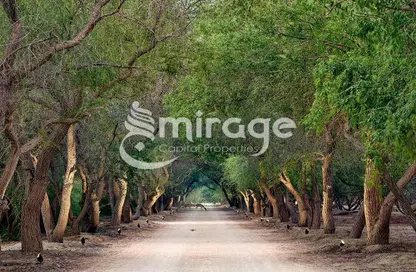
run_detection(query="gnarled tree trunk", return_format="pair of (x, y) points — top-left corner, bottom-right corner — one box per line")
(111, 178), (128, 226)
(368, 162), (416, 245)
(141, 187), (164, 216)
(50, 124), (77, 242)
(279, 171), (308, 227)
(21, 124), (69, 252)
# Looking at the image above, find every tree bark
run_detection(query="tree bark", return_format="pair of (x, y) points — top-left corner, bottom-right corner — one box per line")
(350, 204), (365, 238)
(21, 124), (69, 252)
(369, 162), (416, 245)
(258, 167), (279, 218)
(276, 188), (290, 222)
(322, 124), (336, 234)
(141, 187), (164, 216)
(71, 165), (91, 235)
(279, 172), (308, 226)
(50, 124), (77, 242)
(386, 175), (416, 232)
(364, 158), (385, 245)
(240, 191), (250, 213)
(111, 178), (128, 226)
(133, 182), (145, 220)
(311, 168), (321, 229)
(251, 191), (261, 216)
(41, 192), (54, 240)
(122, 197), (132, 223)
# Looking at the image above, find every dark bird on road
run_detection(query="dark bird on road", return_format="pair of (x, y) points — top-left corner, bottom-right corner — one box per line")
(266, 219), (270, 224)
(81, 237), (85, 245)
(340, 240), (345, 247)
(305, 229), (309, 234)
(137, 223), (141, 228)
(287, 224), (292, 230)
(190, 229), (195, 231)
(146, 219), (150, 224)
(170, 211), (172, 215)
(245, 215), (249, 218)
(117, 228), (121, 235)
(260, 217), (264, 222)
(37, 253), (43, 264)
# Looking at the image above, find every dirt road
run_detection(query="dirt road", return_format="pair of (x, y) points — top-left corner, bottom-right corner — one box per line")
(81, 209), (331, 272)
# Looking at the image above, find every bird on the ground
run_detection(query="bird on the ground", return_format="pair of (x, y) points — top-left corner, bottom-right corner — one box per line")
(244, 212), (247, 216)
(245, 215), (249, 218)
(162, 216), (165, 220)
(81, 237), (85, 245)
(37, 253), (43, 264)
(266, 219), (270, 224)
(340, 240), (345, 247)
(237, 210), (240, 214)
(250, 216), (254, 220)
(260, 217), (264, 222)
(305, 229), (309, 234)
(287, 224), (292, 230)
(170, 211), (172, 215)
(146, 219), (150, 224)
(117, 228), (121, 235)
(137, 223), (141, 228)
(190, 229), (195, 231)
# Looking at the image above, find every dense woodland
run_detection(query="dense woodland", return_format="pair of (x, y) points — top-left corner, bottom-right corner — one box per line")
(0, 0), (415, 254)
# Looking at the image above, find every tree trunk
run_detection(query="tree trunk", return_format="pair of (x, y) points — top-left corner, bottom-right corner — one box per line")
(322, 124), (336, 234)
(279, 172), (307, 226)
(251, 192), (261, 216)
(258, 167), (279, 218)
(301, 164), (312, 227)
(167, 197), (174, 210)
(240, 191), (250, 213)
(41, 192), (54, 240)
(133, 183), (145, 220)
(21, 124), (68, 252)
(0, 145), (20, 199)
(71, 165), (91, 235)
(50, 124), (76, 242)
(87, 148), (106, 233)
(364, 158), (385, 244)
(369, 162), (416, 245)
(122, 197), (132, 223)
(276, 188), (290, 222)
(350, 204), (365, 238)
(386, 175), (416, 232)
(141, 188), (164, 216)
(111, 178), (128, 226)
(311, 168), (321, 229)
(88, 181), (105, 233)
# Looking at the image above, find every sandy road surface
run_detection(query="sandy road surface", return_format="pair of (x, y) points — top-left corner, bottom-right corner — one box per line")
(82, 209), (332, 272)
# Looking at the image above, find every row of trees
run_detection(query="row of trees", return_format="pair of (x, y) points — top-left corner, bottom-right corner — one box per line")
(0, 0), (199, 252)
(164, 0), (416, 246)
(1, 0), (415, 254)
